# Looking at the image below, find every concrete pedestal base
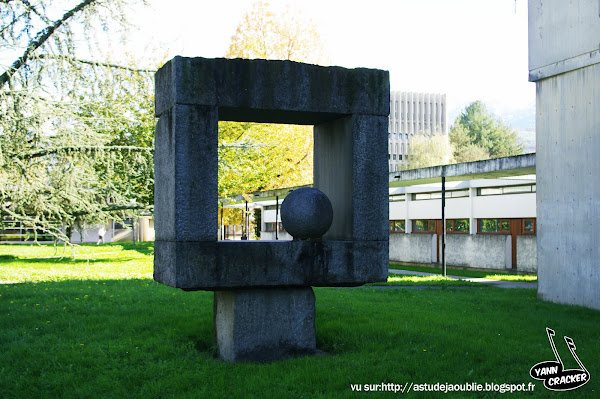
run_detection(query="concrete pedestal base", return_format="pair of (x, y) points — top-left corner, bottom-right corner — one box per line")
(214, 287), (316, 362)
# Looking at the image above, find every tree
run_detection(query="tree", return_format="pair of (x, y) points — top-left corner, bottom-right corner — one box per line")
(449, 101), (523, 163)
(219, 1), (328, 198)
(226, 1), (328, 65)
(406, 134), (454, 169)
(0, 0), (156, 243)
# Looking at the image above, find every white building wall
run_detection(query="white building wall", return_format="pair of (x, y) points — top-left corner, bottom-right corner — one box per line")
(388, 91), (448, 172)
(472, 193), (536, 219)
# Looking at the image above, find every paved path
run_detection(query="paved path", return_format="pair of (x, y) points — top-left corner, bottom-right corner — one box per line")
(389, 269), (538, 289)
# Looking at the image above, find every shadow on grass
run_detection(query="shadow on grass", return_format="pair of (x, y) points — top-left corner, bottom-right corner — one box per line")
(105, 241), (154, 256)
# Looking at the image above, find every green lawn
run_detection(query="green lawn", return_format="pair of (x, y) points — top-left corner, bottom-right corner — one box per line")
(0, 244), (598, 398)
(390, 263), (538, 282)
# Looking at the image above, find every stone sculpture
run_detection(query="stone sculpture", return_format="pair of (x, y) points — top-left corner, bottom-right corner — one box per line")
(154, 56), (390, 361)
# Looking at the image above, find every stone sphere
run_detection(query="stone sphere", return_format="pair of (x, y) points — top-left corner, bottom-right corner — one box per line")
(280, 187), (333, 240)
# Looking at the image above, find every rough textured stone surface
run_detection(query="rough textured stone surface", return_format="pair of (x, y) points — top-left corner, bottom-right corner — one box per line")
(155, 57), (390, 121)
(154, 240), (388, 290)
(154, 57), (390, 291)
(154, 104), (218, 242)
(214, 288), (316, 362)
(280, 187), (333, 240)
(351, 114), (389, 242)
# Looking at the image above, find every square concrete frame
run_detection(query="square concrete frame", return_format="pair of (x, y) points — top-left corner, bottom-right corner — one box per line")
(154, 57), (390, 290)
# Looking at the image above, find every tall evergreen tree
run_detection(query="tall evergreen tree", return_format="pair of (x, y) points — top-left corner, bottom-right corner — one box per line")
(449, 101), (523, 163)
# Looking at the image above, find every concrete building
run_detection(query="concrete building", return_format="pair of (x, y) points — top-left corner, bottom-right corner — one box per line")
(529, 0), (600, 310)
(388, 91), (448, 172)
(387, 177), (536, 272)
(0, 216), (155, 244)
(223, 154), (538, 272)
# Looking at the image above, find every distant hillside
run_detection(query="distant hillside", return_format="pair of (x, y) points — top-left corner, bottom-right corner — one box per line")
(516, 129), (536, 153)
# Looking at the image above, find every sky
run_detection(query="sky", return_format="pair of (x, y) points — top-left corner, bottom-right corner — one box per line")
(123, 0), (535, 132)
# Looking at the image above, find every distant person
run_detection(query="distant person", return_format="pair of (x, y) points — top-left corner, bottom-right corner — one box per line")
(97, 226), (106, 245)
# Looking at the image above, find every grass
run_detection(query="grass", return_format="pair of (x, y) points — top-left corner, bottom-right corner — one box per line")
(390, 263), (538, 282)
(367, 274), (486, 287)
(1, 244), (598, 398)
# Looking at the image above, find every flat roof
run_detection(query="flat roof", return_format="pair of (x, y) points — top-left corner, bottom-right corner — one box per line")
(389, 153), (536, 187)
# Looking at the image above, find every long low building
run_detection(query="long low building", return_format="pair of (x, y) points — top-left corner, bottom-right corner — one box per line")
(222, 169), (537, 272)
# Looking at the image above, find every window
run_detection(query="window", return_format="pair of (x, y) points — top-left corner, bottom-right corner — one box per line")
(478, 219), (511, 234)
(114, 219), (133, 230)
(389, 194), (406, 202)
(412, 219), (436, 233)
(393, 154), (397, 160)
(264, 205), (279, 211)
(446, 219), (470, 233)
(411, 192), (442, 200)
(448, 189), (469, 198)
(389, 220), (405, 233)
(278, 222), (286, 232)
(265, 222), (277, 232)
(477, 185), (536, 196)
(523, 218), (536, 234)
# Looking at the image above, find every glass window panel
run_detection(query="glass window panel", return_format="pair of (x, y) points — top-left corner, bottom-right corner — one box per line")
(390, 194), (405, 202)
(501, 221), (510, 231)
(389, 221), (394, 231)
(503, 185), (531, 194)
(524, 220), (534, 232)
(478, 188), (503, 196)
(454, 219), (469, 232)
(479, 219), (499, 233)
(394, 220), (405, 232)
(430, 192), (442, 199)
(450, 190), (469, 198)
(428, 220), (436, 231)
(446, 220), (453, 231)
(412, 220), (428, 232)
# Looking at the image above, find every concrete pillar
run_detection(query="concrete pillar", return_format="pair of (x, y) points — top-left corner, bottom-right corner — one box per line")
(529, 0), (600, 310)
(214, 288), (316, 362)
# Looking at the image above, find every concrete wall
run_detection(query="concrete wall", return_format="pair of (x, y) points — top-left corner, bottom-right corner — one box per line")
(535, 63), (600, 309)
(390, 233), (537, 272)
(517, 236), (537, 273)
(442, 234), (508, 270)
(531, 0), (600, 310)
(389, 233), (434, 264)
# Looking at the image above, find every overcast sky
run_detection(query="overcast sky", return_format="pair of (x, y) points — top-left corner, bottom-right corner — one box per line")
(125, 0), (534, 128)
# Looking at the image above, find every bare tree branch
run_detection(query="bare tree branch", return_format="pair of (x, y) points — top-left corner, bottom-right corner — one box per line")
(37, 54), (157, 73)
(0, 0), (98, 88)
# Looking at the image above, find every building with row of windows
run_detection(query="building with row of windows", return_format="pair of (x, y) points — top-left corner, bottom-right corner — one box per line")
(388, 91), (448, 172)
(222, 174), (537, 272)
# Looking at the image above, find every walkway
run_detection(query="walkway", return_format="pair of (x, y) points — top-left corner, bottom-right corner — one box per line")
(389, 269), (538, 289)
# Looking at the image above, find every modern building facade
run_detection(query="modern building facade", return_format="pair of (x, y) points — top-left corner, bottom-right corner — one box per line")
(388, 91), (448, 172)
(222, 175), (537, 272)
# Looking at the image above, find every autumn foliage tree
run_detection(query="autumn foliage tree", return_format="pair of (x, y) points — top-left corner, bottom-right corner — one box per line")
(219, 1), (328, 199)
(406, 134), (454, 170)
